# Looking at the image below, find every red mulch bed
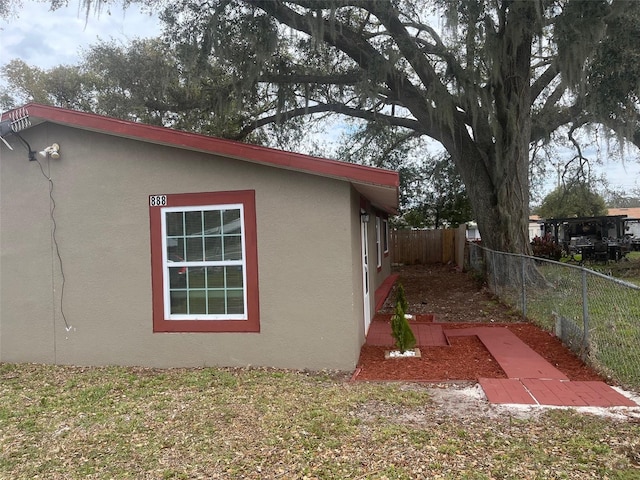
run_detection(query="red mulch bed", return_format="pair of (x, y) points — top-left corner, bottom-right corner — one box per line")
(354, 264), (607, 383)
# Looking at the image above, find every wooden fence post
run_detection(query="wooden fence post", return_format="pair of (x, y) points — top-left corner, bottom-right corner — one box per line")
(455, 225), (467, 269)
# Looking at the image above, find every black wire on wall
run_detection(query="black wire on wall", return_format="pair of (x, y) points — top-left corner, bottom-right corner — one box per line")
(34, 155), (71, 332)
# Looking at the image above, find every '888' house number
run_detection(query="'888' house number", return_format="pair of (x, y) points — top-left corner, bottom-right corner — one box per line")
(149, 195), (167, 207)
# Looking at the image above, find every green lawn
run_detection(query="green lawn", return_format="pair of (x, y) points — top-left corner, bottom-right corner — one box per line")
(1, 363), (639, 479)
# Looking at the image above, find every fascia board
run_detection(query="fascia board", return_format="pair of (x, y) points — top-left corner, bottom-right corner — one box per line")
(3, 103), (399, 210)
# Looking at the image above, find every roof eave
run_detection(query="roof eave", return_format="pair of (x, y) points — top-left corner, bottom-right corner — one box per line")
(2, 103), (399, 212)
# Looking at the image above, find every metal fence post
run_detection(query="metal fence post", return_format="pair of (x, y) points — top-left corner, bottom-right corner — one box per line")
(581, 268), (590, 352)
(469, 241), (640, 387)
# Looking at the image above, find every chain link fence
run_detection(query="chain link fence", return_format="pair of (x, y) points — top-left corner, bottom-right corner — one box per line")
(468, 242), (640, 389)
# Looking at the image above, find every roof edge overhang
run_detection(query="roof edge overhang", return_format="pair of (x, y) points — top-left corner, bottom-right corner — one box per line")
(543, 215), (628, 223)
(2, 104), (399, 213)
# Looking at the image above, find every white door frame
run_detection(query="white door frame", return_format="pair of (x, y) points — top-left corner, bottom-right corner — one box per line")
(361, 215), (372, 334)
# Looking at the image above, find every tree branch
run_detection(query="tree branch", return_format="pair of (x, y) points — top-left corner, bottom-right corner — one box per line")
(530, 63), (559, 104)
(246, 0), (456, 147)
(364, 1), (455, 110)
(259, 72), (362, 85)
(230, 102), (424, 140)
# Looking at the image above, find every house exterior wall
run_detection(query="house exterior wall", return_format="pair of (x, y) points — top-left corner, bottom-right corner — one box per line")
(0, 123), (383, 370)
(609, 208), (640, 238)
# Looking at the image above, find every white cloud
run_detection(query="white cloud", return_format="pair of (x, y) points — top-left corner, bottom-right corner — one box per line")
(0, 0), (160, 69)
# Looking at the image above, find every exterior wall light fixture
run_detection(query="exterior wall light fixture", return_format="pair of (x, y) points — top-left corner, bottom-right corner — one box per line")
(39, 143), (60, 159)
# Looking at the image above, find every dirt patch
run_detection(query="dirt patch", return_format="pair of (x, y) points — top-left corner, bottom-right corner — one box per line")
(355, 264), (607, 383)
(379, 263), (518, 321)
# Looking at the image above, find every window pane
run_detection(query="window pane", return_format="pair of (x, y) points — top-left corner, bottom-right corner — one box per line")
(226, 266), (244, 288)
(227, 290), (244, 314)
(167, 238), (185, 263)
(208, 290), (226, 314)
(204, 237), (222, 261)
(169, 267), (186, 289)
(383, 221), (389, 251)
(207, 267), (224, 288)
(185, 211), (203, 236)
(187, 268), (205, 289)
(224, 236), (242, 261)
(170, 291), (187, 314)
(204, 210), (221, 234)
(185, 237), (203, 262)
(189, 290), (207, 314)
(166, 212), (184, 236)
(222, 209), (241, 234)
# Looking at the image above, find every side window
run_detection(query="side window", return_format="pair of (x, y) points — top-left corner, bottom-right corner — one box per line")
(383, 218), (389, 255)
(150, 191), (259, 332)
(375, 215), (382, 269)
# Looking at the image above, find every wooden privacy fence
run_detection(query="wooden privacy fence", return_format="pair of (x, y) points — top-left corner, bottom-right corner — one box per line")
(390, 226), (467, 266)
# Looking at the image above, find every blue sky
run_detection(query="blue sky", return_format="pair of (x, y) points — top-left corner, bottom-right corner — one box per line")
(2, 1), (638, 197)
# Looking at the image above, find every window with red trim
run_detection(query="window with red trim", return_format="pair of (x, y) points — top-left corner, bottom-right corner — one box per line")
(383, 218), (389, 256)
(149, 191), (260, 332)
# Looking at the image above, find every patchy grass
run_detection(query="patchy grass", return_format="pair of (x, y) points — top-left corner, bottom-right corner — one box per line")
(523, 255), (640, 388)
(1, 363), (639, 479)
(601, 251), (640, 286)
(561, 252), (640, 286)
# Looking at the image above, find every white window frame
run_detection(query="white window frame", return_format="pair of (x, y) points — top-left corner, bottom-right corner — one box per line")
(160, 203), (248, 320)
(375, 215), (382, 268)
(383, 218), (389, 254)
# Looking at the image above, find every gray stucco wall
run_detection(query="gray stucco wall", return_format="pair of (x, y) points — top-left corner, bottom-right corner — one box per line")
(0, 122), (376, 370)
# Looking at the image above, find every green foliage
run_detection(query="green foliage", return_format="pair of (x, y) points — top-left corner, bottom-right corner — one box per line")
(537, 183), (608, 219)
(0, 37), (272, 142)
(336, 122), (473, 226)
(386, 152), (473, 228)
(586, 3), (640, 138)
(390, 297), (416, 354)
(424, 156), (473, 228)
(395, 283), (408, 314)
(530, 233), (562, 261)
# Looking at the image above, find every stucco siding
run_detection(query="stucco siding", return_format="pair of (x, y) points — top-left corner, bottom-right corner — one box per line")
(0, 144), (58, 363)
(1, 123), (365, 370)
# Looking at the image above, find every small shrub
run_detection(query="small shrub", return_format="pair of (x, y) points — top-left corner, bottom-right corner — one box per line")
(390, 298), (416, 353)
(531, 233), (562, 260)
(395, 283), (409, 313)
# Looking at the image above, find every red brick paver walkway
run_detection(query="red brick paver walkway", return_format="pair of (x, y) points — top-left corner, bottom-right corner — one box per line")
(448, 327), (636, 407)
(365, 321), (637, 407)
(445, 327), (568, 380)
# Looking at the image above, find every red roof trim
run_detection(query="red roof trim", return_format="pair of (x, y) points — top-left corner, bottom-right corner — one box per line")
(10, 104), (399, 191)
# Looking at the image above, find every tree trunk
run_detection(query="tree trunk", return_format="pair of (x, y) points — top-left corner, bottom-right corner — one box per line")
(451, 2), (535, 255)
(457, 141), (532, 255)
(244, 0), (540, 255)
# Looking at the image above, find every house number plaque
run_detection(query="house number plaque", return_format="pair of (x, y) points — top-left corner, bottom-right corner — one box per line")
(149, 195), (167, 207)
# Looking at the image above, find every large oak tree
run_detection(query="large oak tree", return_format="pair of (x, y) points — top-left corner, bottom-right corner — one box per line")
(4, 0), (640, 253)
